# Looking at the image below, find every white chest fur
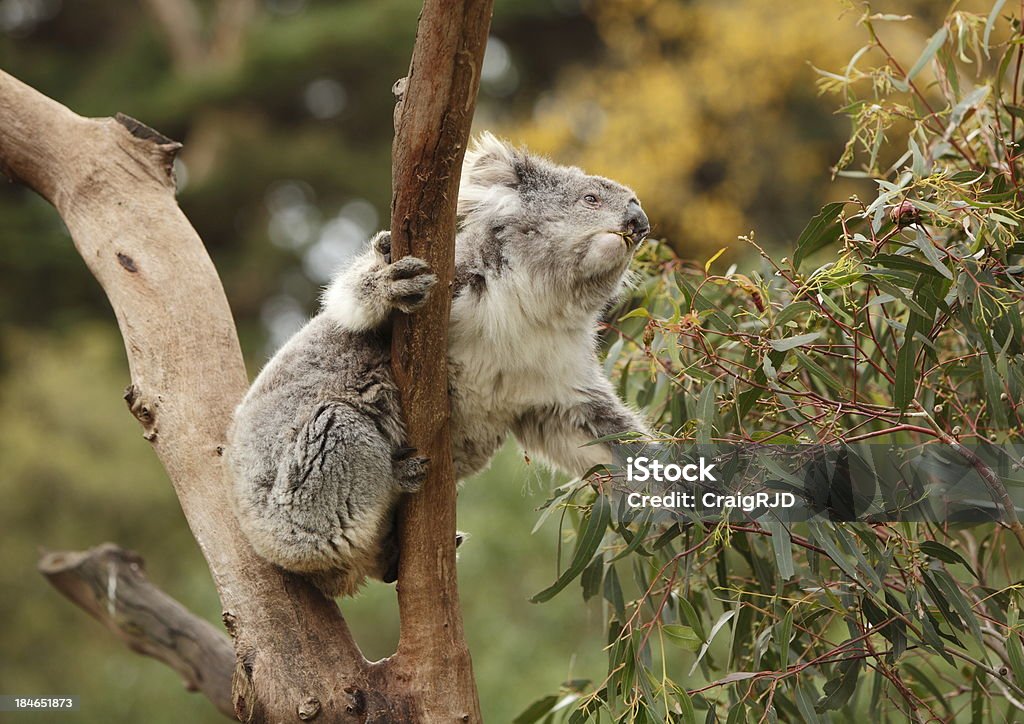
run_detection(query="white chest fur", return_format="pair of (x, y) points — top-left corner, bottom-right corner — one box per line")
(443, 277), (600, 483)
(449, 280), (596, 417)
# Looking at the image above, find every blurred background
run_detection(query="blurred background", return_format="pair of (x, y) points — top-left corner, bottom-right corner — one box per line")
(0, 0), (955, 720)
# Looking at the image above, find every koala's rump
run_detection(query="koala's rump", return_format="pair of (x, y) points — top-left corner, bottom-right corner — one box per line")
(227, 314), (405, 575)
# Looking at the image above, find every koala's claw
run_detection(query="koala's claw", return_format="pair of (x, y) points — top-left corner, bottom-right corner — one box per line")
(372, 231), (392, 262)
(392, 446), (417, 461)
(384, 258), (436, 313)
(388, 256), (431, 279)
(394, 455), (429, 492)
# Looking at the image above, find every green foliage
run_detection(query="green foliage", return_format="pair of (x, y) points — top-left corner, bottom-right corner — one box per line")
(520, 3), (1024, 721)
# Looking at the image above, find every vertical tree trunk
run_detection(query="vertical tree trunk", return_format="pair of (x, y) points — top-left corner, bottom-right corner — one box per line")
(388, 0), (494, 720)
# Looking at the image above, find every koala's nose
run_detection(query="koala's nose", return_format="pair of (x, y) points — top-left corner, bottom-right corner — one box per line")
(625, 199), (650, 245)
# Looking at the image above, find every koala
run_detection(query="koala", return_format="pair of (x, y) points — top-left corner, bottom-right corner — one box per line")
(228, 133), (651, 596)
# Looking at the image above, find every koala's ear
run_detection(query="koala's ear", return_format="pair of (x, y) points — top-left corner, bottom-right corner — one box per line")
(462, 132), (519, 187)
(458, 132), (522, 217)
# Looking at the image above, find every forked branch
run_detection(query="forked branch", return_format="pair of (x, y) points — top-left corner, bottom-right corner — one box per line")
(0, 69), (367, 721)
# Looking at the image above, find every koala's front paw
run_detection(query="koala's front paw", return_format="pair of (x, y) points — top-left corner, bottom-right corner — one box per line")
(392, 447), (429, 492)
(385, 257), (437, 314)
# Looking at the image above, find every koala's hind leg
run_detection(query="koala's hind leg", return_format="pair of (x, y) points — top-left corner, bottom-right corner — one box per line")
(261, 401), (413, 583)
(322, 231), (437, 333)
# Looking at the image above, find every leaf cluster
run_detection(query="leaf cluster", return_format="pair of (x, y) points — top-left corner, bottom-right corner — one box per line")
(520, 3), (1024, 721)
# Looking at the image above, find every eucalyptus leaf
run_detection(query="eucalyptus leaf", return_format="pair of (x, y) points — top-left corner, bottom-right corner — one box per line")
(532, 494), (611, 603)
(794, 203), (846, 270)
(907, 27), (948, 81)
(663, 624), (702, 651)
(769, 333), (821, 352)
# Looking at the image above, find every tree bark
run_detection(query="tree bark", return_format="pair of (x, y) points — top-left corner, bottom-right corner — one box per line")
(1, 0), (492, 720)
(38, 544), (236, 719)
(388, 0), (493, 720)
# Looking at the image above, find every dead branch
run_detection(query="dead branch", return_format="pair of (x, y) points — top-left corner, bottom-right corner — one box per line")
(39, 544), (236, 719)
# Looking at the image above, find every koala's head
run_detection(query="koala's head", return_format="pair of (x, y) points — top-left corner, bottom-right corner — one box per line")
(456, 133), (649, 317)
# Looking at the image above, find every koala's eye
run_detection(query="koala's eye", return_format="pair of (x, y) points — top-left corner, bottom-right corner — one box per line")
(583, 193), (600, 205)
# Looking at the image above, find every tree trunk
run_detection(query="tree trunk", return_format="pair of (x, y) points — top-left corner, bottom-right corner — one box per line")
(0, 0), (492, 720)
(387, 0), (493, 720)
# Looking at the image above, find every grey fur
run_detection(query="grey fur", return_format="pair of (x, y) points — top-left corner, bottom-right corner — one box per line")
(228, 133), (651, 596)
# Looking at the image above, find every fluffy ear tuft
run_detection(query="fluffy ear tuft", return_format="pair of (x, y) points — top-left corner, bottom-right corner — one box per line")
(458, 132), (521, 217)
(462, 132), (518, 186)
